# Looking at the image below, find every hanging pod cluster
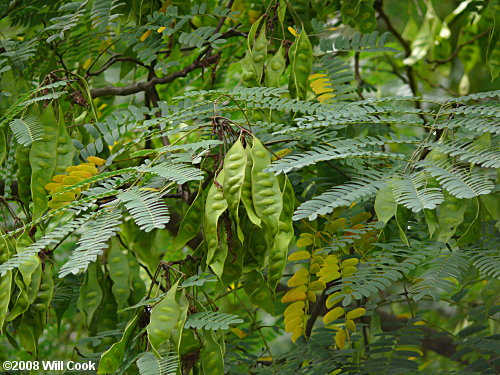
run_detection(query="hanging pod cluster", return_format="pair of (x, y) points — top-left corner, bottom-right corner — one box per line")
(282, 235), (365, 344)
(204, 135), (295, 310)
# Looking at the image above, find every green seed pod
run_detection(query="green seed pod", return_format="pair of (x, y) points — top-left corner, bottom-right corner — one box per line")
(266, 45), (286, 87)
(204, 170), (228, 273)
(223, 138), (247, 243)
(241, 146), (261, 226)
(147, 279), (181, 354)
(77, 262), (103, 327)
(53, 104), (76, 176)
(30, 103), (59, 219)
(107, 239), (130, 310)
(289, 30), (313, 100)
(250, 136), (282, 238)
(173, 183), (204, 251)
(128, 251), (146, 305)
(0, 231), (13, 331)
(16, 145), (32, 207)
(201, 330), (225, 375)
(268, 176), (295, 292)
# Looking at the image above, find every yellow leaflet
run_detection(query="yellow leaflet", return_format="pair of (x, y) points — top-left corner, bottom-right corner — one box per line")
(98, 103), (107, 111)
(83, 58), (93, 70)
(323, 306), (345, 325)
(52, 174), (65, 183)
(341, 258), (359, 268)
(157, 26), (166, 33)
(317, 93), (336, 103)
(309, 73), (327, 80)
(342, 265), (357, 277)
(310, 263), (321, 274)
(291, 325), (303, 342)
(257, 356), (272, 362)
(307, 291), (316, 302)
(140, 187), (160, 192)
(45, 182), (61, 192)
(296, 236), (313, 248)
(326, 292), (342, 308)
(345, 319), (356, 332)
(345, 308), (365, 320)
(281, 285), (307, 303)
(230, 328), (247, 338)
(285, 316), (303, 333)
(139, 30), (152, 42)
(335, 328), (347, 349)
(288, 26), (298, 37)
(70, 171), (93, 179)
(284, 301), (305, 315)
(287, 267), (309, 287)
(413, 320), (426, 326)
(288, 250), (311, 261)
(87, 156), (106, 166)
(308, 280), (326, 291)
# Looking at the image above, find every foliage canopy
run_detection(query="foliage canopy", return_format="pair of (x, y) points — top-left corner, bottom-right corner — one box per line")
(0, 0), (499, 374)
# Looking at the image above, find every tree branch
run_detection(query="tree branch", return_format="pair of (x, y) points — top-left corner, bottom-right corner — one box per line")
(427, 28), (492, 66)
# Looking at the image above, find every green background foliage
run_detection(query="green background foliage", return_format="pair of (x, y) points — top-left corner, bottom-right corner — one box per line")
(0, 0), (499, 374)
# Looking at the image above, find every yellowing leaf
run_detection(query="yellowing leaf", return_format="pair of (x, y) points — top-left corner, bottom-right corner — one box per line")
(70, 171), (93, 179)
(284, 301), (305, 315)
(291, 325), (303, 342)
(345, 319), (356, 332)
(309, 73), (327, 80)
(83, 58), (93, 70)
(341, 258), (359, 268)
(52, 174), (66, 183)
(285, 316), (303, 332)
(87, 156), (106, 166)
(281, 285), (307, 303)
(326, 292), (342, 308)
(323, 306), (345, 325)
(317, 93), (336, 103)
(257, 356), (272, 362)
(341, 265), (357, 277)
(346, 308), (365, 320)
(230, 328), (247, 338)
(287, 267), (309, 287)
(310, 263), (321, 274)
(307, 291), (316, 302)
(139, 30), (152, 42)
(288, 250), (311, 261)
(288, 26), (298, 37)
(335, 328), (347, 349)
(157, 26), (167, 33)
(308, 280), (326, 291)
(45, 182), (62, 192)
(296, 236), (313, 248)
(285, 309), (304, 324)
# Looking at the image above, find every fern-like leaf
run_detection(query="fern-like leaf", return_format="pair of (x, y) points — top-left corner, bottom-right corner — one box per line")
(465, 246), (500, 279)
(143, 161), (204, 184)
(137, 351), (179, 375)
(118, 188), (170, 232)
(184, 311), (243, 330)
(391, 172), (444, 212)
(58, 204), (122, 277)
(91, 0), (123, 32)
(420, 160), (494, 199)
(293, 172), (386, 221)
(9, 115), (43, 146)
(410, 249), (469, 301)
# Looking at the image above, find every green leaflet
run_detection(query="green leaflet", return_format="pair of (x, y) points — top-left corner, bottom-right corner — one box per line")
(147, 279), (181, 354)
(108, 238), (130, 310)
(97, 313), (139, 374)
(93, 275), (118, 351)
(223, 138), (247, 243)
(173, 183), (204, 251)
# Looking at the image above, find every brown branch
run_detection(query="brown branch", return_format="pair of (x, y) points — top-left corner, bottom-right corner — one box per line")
(427, 28), (492, 65)
(90, 53), (217, 98)
(86, 56), (148, 78)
